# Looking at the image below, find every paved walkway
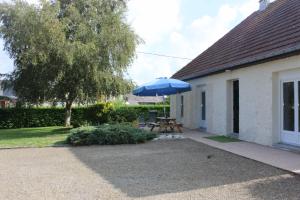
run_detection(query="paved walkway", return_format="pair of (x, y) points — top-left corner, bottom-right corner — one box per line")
(183, 129), (300, 174)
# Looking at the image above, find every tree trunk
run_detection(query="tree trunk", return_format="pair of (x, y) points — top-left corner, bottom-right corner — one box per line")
(65, 102), (72, 127)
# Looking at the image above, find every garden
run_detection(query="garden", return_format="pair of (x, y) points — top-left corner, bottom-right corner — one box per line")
(0, 0), (174, 149)
(0, 104), (169, 148)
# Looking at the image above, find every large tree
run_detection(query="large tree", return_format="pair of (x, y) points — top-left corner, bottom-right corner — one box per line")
(0, 0), (139, 126)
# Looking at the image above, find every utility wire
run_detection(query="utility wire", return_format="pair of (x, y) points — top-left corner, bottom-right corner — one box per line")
(137, 51), (193, 60)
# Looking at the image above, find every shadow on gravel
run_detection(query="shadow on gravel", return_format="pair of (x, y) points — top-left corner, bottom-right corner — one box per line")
(69, 139), (298, 198)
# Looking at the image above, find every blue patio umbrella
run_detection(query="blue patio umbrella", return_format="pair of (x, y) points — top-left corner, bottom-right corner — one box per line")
(133, 77), (191, 96)
(133, 77), (192, 116)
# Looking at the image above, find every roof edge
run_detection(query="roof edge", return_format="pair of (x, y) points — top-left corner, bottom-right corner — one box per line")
(178, 45), (300, 81)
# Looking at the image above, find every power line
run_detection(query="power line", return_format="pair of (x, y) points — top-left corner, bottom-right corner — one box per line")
(137, 51), (193, 61)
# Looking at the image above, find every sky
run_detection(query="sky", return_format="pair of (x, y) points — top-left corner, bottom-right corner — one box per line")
(0, 0), (268, 85)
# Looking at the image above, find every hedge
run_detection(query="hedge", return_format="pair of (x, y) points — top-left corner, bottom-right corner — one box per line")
(0, 104), (170, 129)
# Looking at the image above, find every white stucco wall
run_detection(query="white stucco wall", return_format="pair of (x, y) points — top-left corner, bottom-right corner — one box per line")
(171, 54), (300, 146)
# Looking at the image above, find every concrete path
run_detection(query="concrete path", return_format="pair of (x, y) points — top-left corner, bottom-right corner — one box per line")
(183, 129), (300, 174)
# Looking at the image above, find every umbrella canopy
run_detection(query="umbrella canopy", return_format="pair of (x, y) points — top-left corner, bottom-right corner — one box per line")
(133, 77), (191, 96)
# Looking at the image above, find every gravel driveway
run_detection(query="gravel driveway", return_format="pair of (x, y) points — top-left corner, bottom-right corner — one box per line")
(0, 139), (300, 200)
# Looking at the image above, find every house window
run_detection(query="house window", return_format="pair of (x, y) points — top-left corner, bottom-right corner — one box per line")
(180, 95), (184, 117)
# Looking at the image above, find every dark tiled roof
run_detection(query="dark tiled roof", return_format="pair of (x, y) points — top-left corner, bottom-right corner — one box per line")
(172, 0), (300, 80)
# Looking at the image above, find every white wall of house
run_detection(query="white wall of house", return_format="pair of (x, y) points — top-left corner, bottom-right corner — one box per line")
(171, 54), (300, 146)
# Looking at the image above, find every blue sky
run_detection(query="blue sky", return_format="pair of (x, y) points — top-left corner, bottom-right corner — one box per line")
(0, 0), (263, 84)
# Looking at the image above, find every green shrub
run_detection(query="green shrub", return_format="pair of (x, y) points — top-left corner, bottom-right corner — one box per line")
(71, 120), (90, 128)
(0, 104), (169, 129)
(0, 107), (65, 129)
(84, 103), (114, 125)
(66, 126), (97, 145)
(109, 107), (138, 123)
(66, 124), (156, 146)
(127, 105), (170, 121)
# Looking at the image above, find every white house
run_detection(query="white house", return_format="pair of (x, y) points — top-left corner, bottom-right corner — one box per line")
(171, 0), (300, 147)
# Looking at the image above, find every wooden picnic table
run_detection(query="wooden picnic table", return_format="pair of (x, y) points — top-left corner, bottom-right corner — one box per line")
(150, 117), (182, 133)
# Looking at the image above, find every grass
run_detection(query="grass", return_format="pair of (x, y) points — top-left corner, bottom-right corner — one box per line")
(205, 135), (240, 143)
(0, 127), (71, 148)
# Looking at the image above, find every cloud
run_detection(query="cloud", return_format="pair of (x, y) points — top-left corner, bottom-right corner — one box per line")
(129, 1), (259, 85)
(127, 0), (181, 45)
(0, 0), (261, 85)
(170, 4), (243, 58)
(128, 54), (174, 86)
(238, 0), (258, 18)
(127, 0), (183, 85)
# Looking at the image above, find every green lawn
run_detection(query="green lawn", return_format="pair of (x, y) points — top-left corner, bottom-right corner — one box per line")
(205, 135), (240, 143)
(0, 127), (71, 148)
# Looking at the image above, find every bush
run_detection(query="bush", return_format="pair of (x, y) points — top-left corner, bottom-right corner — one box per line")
(83, 103), (114, 125)
(0, 107), (65, 129)
(66, 124), (156, 146)
(71, 120), (90, 128)
(0, 104), (169, 129)
(126, 105), (170, 121)
(109, 107), (138, 123)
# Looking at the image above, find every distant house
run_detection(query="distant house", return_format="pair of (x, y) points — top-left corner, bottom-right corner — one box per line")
(0, 80), (16, 108)
(124, 94), (164, 105)
(171, 0), (300, 147)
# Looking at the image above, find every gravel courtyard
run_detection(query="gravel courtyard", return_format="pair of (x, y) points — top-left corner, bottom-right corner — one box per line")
(1, 139), (300, 200)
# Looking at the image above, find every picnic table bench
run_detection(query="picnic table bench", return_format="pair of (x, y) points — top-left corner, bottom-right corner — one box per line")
(150, 117), (182, 133)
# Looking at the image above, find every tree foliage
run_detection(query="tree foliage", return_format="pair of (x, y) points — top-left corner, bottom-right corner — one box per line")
(0, 0), (139, 125)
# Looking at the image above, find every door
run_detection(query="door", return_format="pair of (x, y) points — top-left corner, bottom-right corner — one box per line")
(281, 81), (300, 146)
(200, 88), (207, 129)
(233, 80), (239, 133)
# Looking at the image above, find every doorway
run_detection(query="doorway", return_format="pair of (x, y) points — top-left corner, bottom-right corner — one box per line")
(199, 87), (207, 129)
(233, 80), (239, 134)
(281, 81), (300, 146)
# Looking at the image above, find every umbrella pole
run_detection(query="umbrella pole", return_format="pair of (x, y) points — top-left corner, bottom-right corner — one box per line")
(163, 96), (166, 117)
